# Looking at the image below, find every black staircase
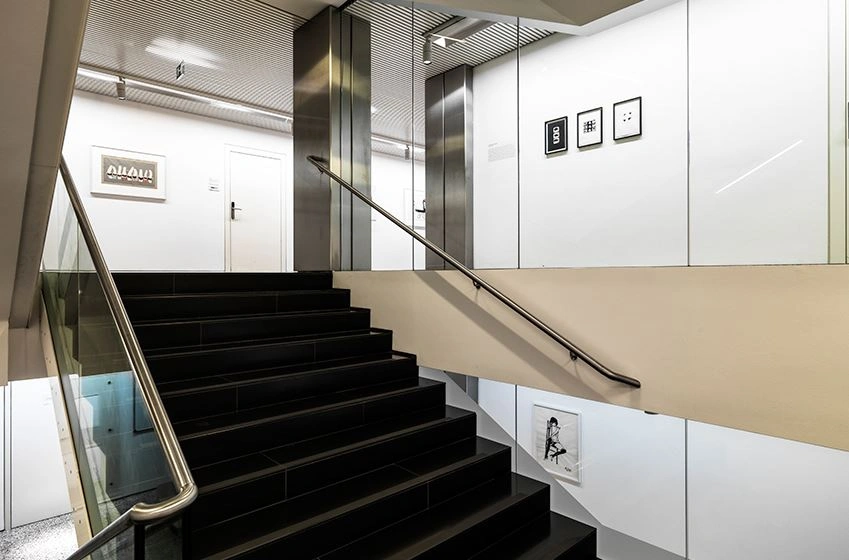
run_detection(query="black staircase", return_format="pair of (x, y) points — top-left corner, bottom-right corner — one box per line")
(114, 271), (597, 560)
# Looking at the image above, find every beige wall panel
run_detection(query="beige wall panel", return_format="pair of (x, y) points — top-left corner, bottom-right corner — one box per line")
(335, 266), (849, 451)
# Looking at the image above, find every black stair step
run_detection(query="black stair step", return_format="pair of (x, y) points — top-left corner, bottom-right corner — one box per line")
(155, 354), (396, 394)
(192, 436), (511, 560)
(471, 512), (596, 560)
(190, 406), (476, 529)
(123, 289), (351, 322)
(133, 308), (371, 350)
(113, 271), (333, 296)
(319, 474), (553, 560)
(162, 354), (418, 423)
(146, 330), (393, 383)
(177, 378), (445, 467)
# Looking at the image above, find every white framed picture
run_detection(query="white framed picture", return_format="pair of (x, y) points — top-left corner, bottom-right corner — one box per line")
(90, 146), (167, 200)
(533, 404), (582, 484)
(577, 107), (603, 148)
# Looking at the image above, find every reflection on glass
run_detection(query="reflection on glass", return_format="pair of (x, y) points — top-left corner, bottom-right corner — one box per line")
(41, 177), (175, 542)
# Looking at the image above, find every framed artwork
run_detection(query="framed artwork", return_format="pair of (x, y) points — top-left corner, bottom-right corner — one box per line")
(533, 404), (582, 484)
(577, 107), (603, 148)
(90, 146), (167, 200)
(613, 97), (642, 140)
(545, 117), (568, 155)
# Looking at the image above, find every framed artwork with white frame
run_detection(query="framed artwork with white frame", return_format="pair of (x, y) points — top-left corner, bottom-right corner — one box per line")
(613, 96), (642, 140)
(577, 107), (603, 148)
(532, 403), (582, 484)
(90, 146), (167, 200)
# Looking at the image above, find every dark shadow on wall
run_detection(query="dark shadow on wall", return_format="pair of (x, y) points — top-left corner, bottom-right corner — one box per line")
(416, 271), (636, 404)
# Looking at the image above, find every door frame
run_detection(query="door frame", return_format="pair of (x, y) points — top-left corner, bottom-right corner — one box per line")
(224, 144), (289, 272)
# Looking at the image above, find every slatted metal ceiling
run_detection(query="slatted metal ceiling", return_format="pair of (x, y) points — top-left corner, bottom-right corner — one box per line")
(75, 0), (551, 146)
(346, 1), (551, 142)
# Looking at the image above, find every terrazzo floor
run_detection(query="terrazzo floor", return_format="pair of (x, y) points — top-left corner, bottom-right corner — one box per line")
(0, 513), (77, 560)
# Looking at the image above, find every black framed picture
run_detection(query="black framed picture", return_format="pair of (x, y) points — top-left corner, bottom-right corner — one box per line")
(577, 107), (603, 148)
(613, 97), (642, 140)
(545, 117), (568, 155)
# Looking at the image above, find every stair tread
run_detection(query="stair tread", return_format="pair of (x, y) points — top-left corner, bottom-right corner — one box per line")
(133, 307), (368, 327)
(160, 354), (412, 396)
(123, 288), (348, 301)
(319, 473), (549, 560)
(175, 377), (439, 439)
(193, 406), (474, 493)
(146, 328), (385, 359)
(196, 437), (510, 560)
(472, 512), (596, 560)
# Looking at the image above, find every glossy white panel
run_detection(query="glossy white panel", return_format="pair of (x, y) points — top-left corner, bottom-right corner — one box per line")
(513, 2), (688, 268)
(515, 387), (686, 556)
(689, 0), (829, 264)
(688, 421), (849, 559)
(10, 378), (71, 527)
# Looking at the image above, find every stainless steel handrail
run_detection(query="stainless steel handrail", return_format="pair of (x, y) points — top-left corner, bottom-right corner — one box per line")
(307, 155), (641, 389)
(59, 156), (197, 560)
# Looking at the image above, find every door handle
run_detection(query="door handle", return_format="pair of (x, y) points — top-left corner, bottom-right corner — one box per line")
(230, 201), (242, 220)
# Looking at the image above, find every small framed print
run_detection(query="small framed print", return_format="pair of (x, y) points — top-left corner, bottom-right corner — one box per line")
(545, 117), (568, 155)
(533, 404), (582, 485)
(577, 107), (603, 148)
(614, 97), (642, 140)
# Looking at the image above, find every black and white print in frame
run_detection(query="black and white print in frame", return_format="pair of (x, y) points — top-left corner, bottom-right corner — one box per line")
(614, 96), (642, 140)
(577, 107), (603, 148)
(533, 404), (582, 485)
(545, 116), (568, 155)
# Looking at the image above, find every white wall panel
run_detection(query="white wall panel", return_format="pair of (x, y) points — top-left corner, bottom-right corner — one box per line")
(64, 92), (294, 272)
(473, 54), (518, 269)
(689, 0), (829, 264)
(688, 421), (849, 559)
(512, 2), (688, 268)
(514, 387), (686, 556)
(371, 154), (425, 270)
(10, 378), (71, 527)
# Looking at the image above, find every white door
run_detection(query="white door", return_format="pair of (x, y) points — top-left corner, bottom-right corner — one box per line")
(227, 148), (284, 272)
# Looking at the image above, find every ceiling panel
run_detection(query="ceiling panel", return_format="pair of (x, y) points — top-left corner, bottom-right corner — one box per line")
(77, 0), (550, 146)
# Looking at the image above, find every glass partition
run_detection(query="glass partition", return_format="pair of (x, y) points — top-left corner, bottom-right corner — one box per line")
(342, 0), (847, 270)
(42, 175), (179, 549)
(434, 368), (849, 560)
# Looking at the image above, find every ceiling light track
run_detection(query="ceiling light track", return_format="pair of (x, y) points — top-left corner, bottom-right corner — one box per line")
(75, 64), (424, 152)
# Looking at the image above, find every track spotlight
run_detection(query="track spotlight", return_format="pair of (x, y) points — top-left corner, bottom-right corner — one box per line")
(423, 38), (432, 65)
(116, 77), (127, 100)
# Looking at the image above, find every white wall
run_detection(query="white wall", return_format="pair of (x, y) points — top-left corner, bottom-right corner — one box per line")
(473, 53), (518, 269)
(10, 378), (71, 527)
(473, 0), (831, 268)
(512, 385), (687, 557)
(474, 2), (689, 269)
(688, 421), (849, 560)
(371, 153), (425, 270)
(688, 0), (829, 265)
(477, 377), (849, 560)
(64, 92), (293, 272)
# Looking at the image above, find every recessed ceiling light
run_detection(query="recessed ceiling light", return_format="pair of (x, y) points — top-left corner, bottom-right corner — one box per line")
(145, 38), (221, 70)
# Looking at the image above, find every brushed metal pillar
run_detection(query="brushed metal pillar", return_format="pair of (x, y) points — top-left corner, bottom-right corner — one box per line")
(425, 65), (473, 269)
(294, 8), (372, 271)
